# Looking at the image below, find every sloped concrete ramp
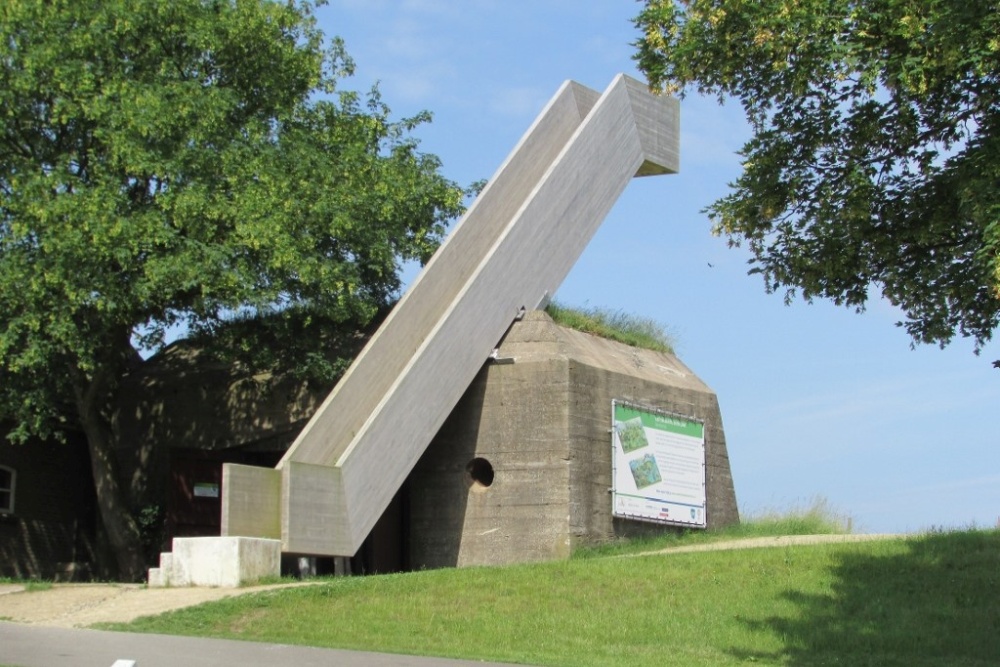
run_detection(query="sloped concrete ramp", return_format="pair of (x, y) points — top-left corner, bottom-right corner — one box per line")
(221, 74), (679, 556)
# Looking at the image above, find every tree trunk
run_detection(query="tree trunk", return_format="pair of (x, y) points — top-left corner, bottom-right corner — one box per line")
(72, 366), (147, 582)
(81, 416), (146, 581)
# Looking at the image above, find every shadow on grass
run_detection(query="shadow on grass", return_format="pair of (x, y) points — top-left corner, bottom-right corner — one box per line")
(733, 530), (1000, 666)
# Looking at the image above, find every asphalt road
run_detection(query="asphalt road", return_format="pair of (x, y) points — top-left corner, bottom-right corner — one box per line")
(0, 623), (531, 667)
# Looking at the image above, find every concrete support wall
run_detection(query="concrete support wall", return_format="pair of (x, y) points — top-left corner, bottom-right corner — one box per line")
(566, 362), (738, 543)
(221, 464), (281, 540)
(409, 359), (573, 569)
(280, 81), (599, 470)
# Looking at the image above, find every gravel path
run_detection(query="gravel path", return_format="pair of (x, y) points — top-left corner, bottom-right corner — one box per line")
(0, 534), (910, 628)
(0, 581), (315, 628)
(627, 532), (909, 556)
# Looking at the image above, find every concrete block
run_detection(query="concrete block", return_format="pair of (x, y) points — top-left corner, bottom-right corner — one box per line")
(146, 552), (172, 587)
(146, 567), (164, 588)
(281, 461), (351, 555)
(221, 463), (281, 539)
(148, 536), (280, 587)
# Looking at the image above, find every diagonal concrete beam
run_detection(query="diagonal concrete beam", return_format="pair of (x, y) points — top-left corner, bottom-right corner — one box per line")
(222, 75), (679, 556)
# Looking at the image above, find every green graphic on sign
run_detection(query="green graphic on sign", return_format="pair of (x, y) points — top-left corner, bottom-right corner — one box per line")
(617, 417), (649, 453)
(628, 453), (661, 489)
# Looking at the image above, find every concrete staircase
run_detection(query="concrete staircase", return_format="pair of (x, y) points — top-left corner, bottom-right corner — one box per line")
(148, 537), (279, 587)
(210, 74), (680, 559)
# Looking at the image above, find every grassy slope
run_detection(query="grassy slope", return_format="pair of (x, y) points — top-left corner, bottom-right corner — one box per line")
(574, 500), (852, 558)
(104, 529), (1000, 667)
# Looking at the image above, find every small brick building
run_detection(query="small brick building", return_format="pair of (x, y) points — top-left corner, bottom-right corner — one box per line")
(0, 431), (100, 580)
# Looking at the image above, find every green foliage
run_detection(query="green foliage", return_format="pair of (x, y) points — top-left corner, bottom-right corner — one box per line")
(187, 303), (385, 385)
(634, 0), (1000, 353)
(0, 579), (52, 591)
(0, 0), (468, 442)
(0, 0), (468, 579)
(135, 504), (165, 564)
(102, 529), (1000, 666)
(545, 301), (675, 353)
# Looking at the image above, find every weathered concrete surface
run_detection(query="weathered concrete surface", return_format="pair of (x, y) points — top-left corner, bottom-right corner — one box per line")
(408, 312), (738, 569)
(222, 74), (681, 557)
(148, 536), (280, 588)
(221, 465), (281, 540)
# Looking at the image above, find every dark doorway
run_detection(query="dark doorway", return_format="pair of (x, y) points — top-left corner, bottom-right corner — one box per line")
(353, 482), (410, 574)
(166, 449), (282, 539)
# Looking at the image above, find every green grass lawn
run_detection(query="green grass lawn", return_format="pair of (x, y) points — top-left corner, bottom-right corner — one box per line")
(99, 528), (1000, 666)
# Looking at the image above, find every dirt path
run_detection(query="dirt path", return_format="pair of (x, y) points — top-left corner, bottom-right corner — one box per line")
(0, 581), (314, 629)
(0, 534), (909, 629)
(627, 532), (909, 557)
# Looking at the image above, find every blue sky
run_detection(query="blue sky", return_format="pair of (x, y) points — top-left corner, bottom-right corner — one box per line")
(315, 1), (999, 533)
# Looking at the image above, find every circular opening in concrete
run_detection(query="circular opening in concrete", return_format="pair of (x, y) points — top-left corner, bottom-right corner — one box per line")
(466, 457), (495, 488)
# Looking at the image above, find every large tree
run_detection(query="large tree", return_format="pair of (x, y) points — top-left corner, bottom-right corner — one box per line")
(0, 0), (466, 580)
(634, 0), (1000, 353)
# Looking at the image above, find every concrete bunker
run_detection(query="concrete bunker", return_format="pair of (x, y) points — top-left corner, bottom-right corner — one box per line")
(125, 308), (738, 580)
(407, 310), (737, 569)
(146, 74), (739, 586)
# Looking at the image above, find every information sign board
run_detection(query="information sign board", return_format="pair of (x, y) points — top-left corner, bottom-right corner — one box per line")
(611, 400), (706, 528)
